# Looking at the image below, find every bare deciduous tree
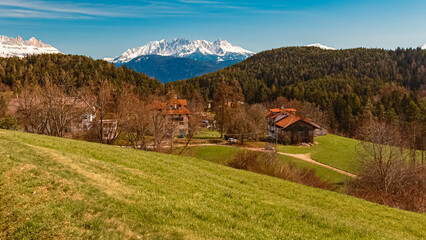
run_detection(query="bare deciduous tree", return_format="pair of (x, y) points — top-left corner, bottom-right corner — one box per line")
(149, 95), (173, 152)
(247, 104), (267, 140)
(119, 85), (151, 150)
(179, 91), (205, 154)
(213, 79), (244, 138)
(347, 120), (425, 212)
(226, 104), (267, 144)
(43, 81), (84, 137)
(17, 81), (86, 137)
(87, 80), (122, 144)
(16, 83), (49, 134)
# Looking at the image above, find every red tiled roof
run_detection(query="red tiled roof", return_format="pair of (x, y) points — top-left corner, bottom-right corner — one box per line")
(266, 108), (297, 118)
(267, 107), (320, 129)
(270, 113), (282, 119)
(301, 119), (321, 129)
(275, 114), (301, 128)
(269, 108), (297, 113)
(275, 114), (320, 129)
(178, 99), (187, 106)
(153, 98), (191, 115)
(164, 108), (191, 115)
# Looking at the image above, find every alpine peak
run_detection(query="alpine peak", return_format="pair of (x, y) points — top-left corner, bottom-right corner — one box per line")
(0, 35), (61, 58)
(305, 43), (336, 50)
(110, 38), (254, 63)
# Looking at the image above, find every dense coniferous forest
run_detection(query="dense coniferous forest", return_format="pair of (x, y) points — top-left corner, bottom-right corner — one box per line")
(0, 54), (163, 94)
(167, 47), (426, 133)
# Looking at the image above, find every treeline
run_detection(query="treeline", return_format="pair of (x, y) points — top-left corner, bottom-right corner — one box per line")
(1, 79), (203, 152)
(167, 47), (426, 134)
(0, 54), (163, 95)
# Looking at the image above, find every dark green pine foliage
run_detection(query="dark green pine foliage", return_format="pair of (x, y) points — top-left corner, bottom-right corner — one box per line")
(0, 54), (163, 95)
(167, 47), (426, 133)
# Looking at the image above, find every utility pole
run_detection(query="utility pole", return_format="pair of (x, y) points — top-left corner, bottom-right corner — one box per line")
(275, 128), (278, 145)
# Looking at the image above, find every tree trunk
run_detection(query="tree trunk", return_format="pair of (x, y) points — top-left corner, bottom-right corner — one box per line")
(221, 104), (224, 138)
(179, 134), (193, 155)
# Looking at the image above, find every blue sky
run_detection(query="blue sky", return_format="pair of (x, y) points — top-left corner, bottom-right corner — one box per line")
(1, 0), (425, 59)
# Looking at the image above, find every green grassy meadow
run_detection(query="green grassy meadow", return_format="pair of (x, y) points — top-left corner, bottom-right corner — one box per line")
(1, 129), (425, 239)
(278, 134), (360, 173)
(177, 145), (347, 184)
(277, 154), (347, 184)
(176, 145), (243, 165)
(193, 129), (222, 139)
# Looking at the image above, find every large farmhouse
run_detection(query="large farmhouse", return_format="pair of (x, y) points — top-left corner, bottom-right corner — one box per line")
(266, 107), (322, 144)
(155, 96), (191, 136)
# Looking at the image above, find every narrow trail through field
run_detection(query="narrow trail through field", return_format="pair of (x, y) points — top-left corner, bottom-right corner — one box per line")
(276, 152), (356, 178)
(182, 143), (357, 178)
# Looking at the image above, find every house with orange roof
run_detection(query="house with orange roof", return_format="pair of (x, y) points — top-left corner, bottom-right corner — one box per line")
(266, 107), (321, 144)
(155, 96), (191, 136)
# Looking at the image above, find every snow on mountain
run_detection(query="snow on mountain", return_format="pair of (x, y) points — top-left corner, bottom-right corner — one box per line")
(305, 43), (336, 50)
(421, 44), (426, 50)
(111, 38), (254, 63)
(103, 57), (114, 62)
(0, 35), (61, 58)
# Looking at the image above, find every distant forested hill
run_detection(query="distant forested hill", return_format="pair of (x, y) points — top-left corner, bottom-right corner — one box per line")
(0, 54), (163, 94)
(167, 47), (426, 132)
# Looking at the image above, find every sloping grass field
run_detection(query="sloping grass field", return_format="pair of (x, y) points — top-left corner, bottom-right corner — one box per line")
(277, 154), (347, 184)
(178, 145), (347, 184)
(1, 130), (425, 239)
(278, 134), (360, 173)
(176, 145), (242, 165)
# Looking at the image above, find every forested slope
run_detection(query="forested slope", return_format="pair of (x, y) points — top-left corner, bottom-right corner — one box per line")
(0, 54), (163, 94)
(167, 47), (426, 132)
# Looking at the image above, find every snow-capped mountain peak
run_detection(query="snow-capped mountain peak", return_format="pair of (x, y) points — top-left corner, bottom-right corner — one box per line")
(305, 43), (336, 50)
(0, 35), (61, 58)
(111, 38), (254, 63)
(421, 44), (426, 50)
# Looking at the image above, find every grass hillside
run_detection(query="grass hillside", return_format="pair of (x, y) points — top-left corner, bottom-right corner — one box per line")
(178, 145), (347, 184)
(1, 130), (425, 239)
(278, 134), (360, 173)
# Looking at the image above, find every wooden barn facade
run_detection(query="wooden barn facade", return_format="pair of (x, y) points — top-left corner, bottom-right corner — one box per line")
(266, 108), (321, 145)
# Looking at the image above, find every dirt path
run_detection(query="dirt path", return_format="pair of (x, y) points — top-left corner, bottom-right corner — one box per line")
(276, 152), (356, 178)
(182, 143), (357, 178)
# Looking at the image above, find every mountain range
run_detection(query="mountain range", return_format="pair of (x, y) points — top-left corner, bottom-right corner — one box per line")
(0, 35), (61, 58)
(0, 34), (424, 83)
(110, 38), (253, 63)
(106, 39), (254, 83)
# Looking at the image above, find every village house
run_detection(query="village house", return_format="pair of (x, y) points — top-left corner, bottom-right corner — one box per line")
(266, 107), (323, 144)
(155, 96), (191, 136)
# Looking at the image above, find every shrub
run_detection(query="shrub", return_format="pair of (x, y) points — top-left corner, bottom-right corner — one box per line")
(229, 151), (333, 190)
(347, 164), (425, 213)
(0, 114), (18, 130)
(229, 151), (263, 171)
